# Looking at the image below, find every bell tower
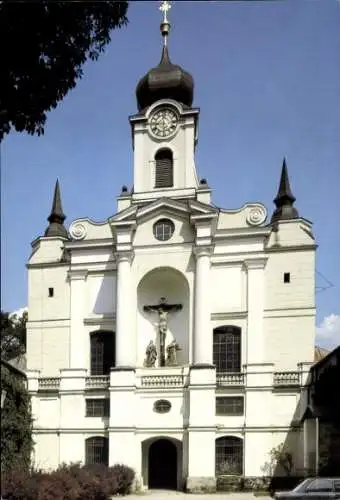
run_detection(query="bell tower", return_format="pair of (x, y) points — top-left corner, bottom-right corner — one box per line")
(129, 1), (200, 201)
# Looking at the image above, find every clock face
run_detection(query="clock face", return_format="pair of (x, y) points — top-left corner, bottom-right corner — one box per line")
(150, 108), (178, 138)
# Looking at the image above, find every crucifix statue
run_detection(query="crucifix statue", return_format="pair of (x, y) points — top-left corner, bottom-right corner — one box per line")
(144, 297), (182, 367)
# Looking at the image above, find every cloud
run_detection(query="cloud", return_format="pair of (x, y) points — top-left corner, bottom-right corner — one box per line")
(316, 314), (340, 349)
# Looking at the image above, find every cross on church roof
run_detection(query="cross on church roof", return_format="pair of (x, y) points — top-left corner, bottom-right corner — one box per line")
(160, 0), (171, 23)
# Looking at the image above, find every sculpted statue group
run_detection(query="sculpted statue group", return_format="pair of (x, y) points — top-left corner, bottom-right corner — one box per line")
(144, 297), (182, 368)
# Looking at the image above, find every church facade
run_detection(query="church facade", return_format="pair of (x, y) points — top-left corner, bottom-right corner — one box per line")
(26, 7), (316, 493)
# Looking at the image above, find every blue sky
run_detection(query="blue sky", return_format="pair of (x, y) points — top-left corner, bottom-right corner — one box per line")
(1, 1), (339, 348)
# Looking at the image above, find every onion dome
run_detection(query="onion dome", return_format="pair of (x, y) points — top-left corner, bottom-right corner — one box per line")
(135, 3), (194, 112)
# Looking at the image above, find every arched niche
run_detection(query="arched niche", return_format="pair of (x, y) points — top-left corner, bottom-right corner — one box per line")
(137, 267), (190, 367)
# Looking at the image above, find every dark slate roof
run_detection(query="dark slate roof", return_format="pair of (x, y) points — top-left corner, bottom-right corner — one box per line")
(271, 158), (299, 223)
(44, 179), (69, 239)
(136, 42), (194, 112)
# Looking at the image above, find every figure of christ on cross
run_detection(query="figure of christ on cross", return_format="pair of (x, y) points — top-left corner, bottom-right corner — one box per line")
(144, 297), (182, 367)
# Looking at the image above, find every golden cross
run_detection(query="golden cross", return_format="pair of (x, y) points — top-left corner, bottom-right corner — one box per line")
(160, 0), (171, 23)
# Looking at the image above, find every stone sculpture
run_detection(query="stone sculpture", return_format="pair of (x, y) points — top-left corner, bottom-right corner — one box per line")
(145, 340), (157, 367)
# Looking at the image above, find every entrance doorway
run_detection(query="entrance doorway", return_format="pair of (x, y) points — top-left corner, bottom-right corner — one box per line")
(148, 438), (178, 490)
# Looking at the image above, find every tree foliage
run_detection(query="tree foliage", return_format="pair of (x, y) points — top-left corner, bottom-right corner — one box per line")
(262, 443), (294, 476)
(1, 363), (33, 473)
(1, 309), (27, 361)
(0, 1), (129, 140)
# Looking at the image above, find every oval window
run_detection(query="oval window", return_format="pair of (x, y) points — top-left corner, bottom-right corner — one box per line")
(153, 219), (175, 242)
(154, 399), (172, 414)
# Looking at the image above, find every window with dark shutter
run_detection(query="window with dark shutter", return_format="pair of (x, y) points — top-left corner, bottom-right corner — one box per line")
(155, 149), (173, 188)
(90, 330), (115, 375)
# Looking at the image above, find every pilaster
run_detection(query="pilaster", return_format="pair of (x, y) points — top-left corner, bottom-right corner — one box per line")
(59, 369), (87, 428)
(193, 245), (214, 365)
(68, 269), (88, 369)
(186, 364), (216, 493)
(244, 258), (267, 364)
(115, 250), (135, 368)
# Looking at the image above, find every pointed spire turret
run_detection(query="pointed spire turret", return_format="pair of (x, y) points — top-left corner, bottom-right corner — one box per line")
(44, 179), (69, 239)
(271, 158), (299, 223)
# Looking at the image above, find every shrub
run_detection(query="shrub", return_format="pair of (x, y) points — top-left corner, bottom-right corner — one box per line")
(110, 464), (135, 495)
(1, 467), (40, 500)
(1, 463), (135, 500)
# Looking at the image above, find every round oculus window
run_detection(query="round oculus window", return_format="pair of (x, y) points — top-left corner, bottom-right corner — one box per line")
(153, 219), (175, 242)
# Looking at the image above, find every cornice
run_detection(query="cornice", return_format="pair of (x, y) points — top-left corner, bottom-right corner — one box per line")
(244, 258), (268, 270)
(68, 269), (88, 281)
(193, 245), (214, 258)
(115, 250), (134, 264)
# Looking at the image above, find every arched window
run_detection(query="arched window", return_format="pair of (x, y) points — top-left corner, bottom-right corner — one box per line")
(155, 149), (173, 188)
(90, 330), (115, 376)
(213, 326), (241, 373)
(215, 436), (243, 475)
(85, 436), (109, 466)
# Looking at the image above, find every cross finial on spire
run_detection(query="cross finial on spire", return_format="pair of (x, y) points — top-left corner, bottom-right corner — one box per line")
(160, 0), (171, 23)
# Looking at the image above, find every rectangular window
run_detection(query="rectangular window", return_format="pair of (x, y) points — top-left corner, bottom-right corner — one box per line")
(86, 398), (110, 417)
(283, 272), (290, 283)
(48, 287), (54, 297)
(216, 396), (244, 416)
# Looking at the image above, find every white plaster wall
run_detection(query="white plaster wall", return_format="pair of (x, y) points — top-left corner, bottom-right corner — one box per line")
(27, 322), (70, 375)
(244, 432), (272, 476)
(264, 315), (315, 369)
(214, 240), (264, 255)
(33, 433), (60, 471)
(85, 274), (116, 315)
(245, 390), (273, 428)
(59, 433), (86, 465)
(28, 266), (70, 321)
(137, 266), (190, 366)
(265, 250), (315, 311)
(29, 238), (65, 265)
(71, 248), (113, 265)
(34, 396), (60, 429)
(211, 265), (245, 313)
(273, 393), (300, 426)
(135, 393), (185, 428)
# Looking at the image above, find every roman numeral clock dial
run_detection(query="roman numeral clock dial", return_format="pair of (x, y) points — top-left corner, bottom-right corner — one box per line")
(149, 108), (178, 138)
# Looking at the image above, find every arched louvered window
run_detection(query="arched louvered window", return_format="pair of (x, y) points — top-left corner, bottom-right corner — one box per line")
(85, 436), (109, 465)
(155, 149), (173, 188)
(90, 330), (115, 376)
(215, 436), (243, 475)
(213, 326), (241, 373)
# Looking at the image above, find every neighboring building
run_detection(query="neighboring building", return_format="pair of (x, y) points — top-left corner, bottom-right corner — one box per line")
(26, 6), (317, 492)
(303, 346), (340, 476)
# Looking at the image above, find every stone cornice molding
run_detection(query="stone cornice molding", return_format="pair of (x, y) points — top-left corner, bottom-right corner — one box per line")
(193, 245), (214, 258)
(115, 250), (134, 264)
(67, 269), (88, 281)
(243, 258), (268, 271)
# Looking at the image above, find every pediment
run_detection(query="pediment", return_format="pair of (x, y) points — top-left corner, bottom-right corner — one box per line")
(136, 198), (191, 221)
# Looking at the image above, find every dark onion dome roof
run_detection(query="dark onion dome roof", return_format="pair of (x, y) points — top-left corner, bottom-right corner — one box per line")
(136, 21), (194, 112)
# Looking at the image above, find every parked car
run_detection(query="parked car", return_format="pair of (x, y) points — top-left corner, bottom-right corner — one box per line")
(275, 478), (340, 500)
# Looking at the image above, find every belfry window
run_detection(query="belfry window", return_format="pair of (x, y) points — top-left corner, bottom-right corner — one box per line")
(155, 149), (173, 188)
(90, 330), (115, 376)
(213, 326), (241, 373)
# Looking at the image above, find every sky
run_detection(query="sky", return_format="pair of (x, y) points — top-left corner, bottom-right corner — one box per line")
(1, 0), (339, 350)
